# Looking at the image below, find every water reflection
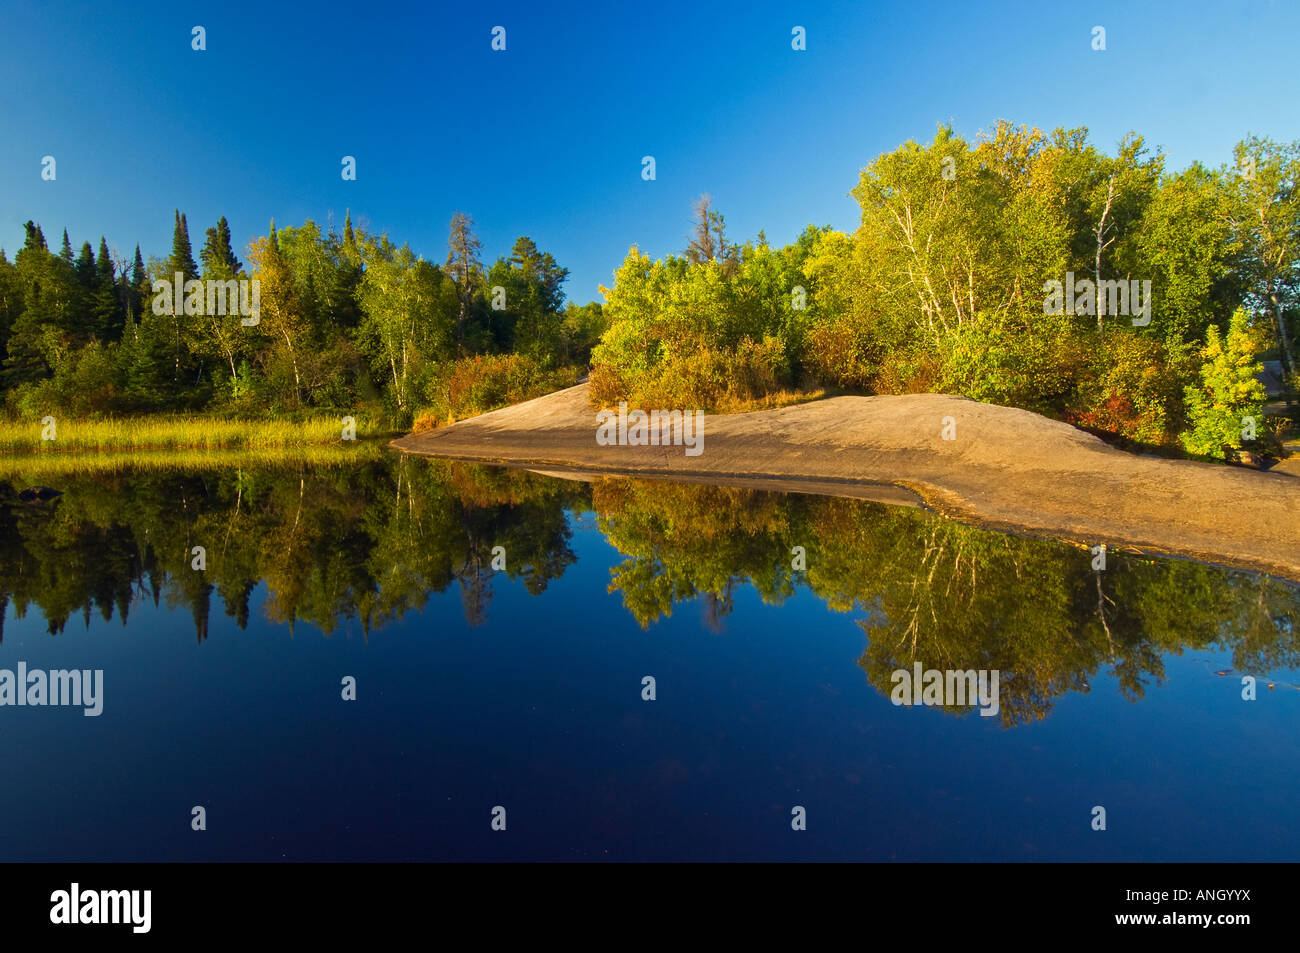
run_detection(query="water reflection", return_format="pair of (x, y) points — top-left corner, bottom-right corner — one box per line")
(2, 455), (1296, 727)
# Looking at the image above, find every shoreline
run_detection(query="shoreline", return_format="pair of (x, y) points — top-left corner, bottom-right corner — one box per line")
(391, 382), (1300, 583)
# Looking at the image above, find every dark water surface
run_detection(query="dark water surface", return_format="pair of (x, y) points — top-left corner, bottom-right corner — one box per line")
(1, 455), (1296, 861)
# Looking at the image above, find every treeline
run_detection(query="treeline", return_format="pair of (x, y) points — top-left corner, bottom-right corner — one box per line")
(0, 211), (605, 425)
(592, 123), (1299, 459)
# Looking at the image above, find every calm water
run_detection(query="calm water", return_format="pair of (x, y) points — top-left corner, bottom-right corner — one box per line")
(1, 454), (1296, 861)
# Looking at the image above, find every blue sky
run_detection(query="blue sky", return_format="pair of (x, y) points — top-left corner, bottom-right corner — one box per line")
(1, 0), (1297, 303)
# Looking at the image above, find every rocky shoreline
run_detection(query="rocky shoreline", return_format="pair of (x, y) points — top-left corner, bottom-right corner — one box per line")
(392, 383), (1300, 582)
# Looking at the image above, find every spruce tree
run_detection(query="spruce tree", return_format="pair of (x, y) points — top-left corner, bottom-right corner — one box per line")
(200, 216), (242, 277)
(70, 241), (97, 337)
(127, 245), (147, 320)
(22, 222), (47, 252)
(60, 228), (74, 264)
(94, 236), (123, 340)
(0, 248), (19, 377)
(169, 210), (198, 281)
(75, 241), (96, 288)
(165, 211), (198, 389)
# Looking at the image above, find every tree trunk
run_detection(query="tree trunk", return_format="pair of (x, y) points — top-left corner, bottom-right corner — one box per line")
(1095, 175), (1115, 332)
(281, 330), (301, 406)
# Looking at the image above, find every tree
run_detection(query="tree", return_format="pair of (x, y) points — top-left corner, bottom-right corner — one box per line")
(247, 223), (307, 407)
(1181, 309), (1268, 459)
(508, 236), (569, 313)
(0, 248), (23, 386)
(75, 241), (97, 289)
(194, 217), (249, 385)
(129, 245), (147, 319)
(684, 195), (740, 276)
(1232, 136), (1300, 376)
(445, 212), (483, 351)
(1137, 163), (1242, 348)
(685, 194), (717, 264)
(117, 308), (172, 410)
(490, 236), (570, 363)
(24, 222), (48, 253)
(200, 216), (243, 277)
(93, 236), (123, 340)
(169, 210), (198, 281)
(357, 235), (456, 415)
(4, 221), (77, 389)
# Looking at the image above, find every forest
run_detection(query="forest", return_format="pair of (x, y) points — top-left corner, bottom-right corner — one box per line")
(0, 209), (605, 430)
(1, 121), (1296, 462)
(593, 124), (1299, 460)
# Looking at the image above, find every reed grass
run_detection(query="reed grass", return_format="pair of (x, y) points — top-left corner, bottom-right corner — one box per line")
(0, 442), (388, 481)
(0, 415), (390, 454)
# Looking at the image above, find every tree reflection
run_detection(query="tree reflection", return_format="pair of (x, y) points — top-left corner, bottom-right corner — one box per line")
(2, 462), (1296, 727)
(593, 480), (1300, 726)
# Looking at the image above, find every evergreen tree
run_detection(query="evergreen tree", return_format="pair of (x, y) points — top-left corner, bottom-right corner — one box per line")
(23, 221), (47, 253)
(164, 211), (199, 390)
(4, 242), (56, 386)
(200, 216), (242, 277)
(169, 210), (198, 281)
(508, 236), (569, 313)
(94, 236), (123, 340)
(0, 249), (23, 383)
(60, 228), (74, 265)
(117, 309), (172, 409)
(75, 241), (96, 288)
(129, 245), (147, 319)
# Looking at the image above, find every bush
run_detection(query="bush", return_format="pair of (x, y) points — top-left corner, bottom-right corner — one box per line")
(804, 316), (878, 391)
(935, 323), (1081, 412)
(595, 336), (790, 412)
(418, 354), (581, 427)
(1066, 330), (1190, 445)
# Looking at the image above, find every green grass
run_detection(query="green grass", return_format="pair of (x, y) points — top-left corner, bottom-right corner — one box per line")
(0, 415), (393, 454)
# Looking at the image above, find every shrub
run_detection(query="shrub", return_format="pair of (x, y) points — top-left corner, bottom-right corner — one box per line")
(1066, 330), (1190, 445)
(804, 316), (878, 391)
(597, 336), (790, 412)
(418, 354), (581, 427)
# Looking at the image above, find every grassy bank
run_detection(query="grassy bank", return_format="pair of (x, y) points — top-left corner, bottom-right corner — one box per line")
(0, 415), (392, 454)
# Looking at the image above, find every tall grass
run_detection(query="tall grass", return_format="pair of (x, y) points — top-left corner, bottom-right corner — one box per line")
(0, 443), (388, 482)
(0, 415), (391, 454)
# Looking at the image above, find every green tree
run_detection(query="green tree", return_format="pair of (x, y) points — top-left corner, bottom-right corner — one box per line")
(93, 236), (124, 341)
(248, 224), (307, 408)
(1181, 309), (1268, 458)
(1232, 136), (1300, 376)
(168, 210), (198, 281)
(200, 216), (243, 277)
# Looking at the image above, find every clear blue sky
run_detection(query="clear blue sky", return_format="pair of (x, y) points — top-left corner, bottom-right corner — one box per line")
(1, 0), (1297, 303)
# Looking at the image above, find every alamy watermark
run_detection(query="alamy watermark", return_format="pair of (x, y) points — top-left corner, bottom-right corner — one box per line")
(0, 662), (103, 716)
(596, 402), (704, 456)
(152, 272), (260, 326)
(1043, 272), (1151, 326)
(890, 663), (1000, 717)
(50, 883), (150, 933)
